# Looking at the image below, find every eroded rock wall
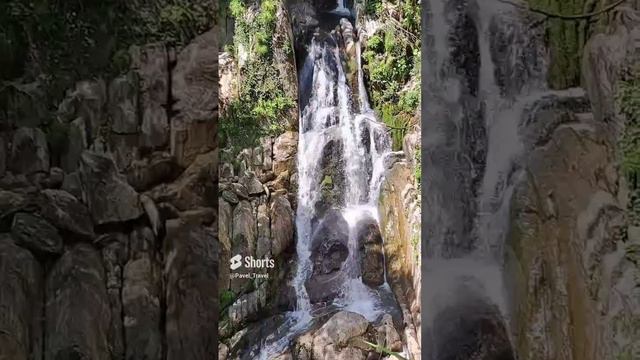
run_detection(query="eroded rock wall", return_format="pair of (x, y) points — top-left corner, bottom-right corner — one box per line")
(0, 27), (219, 360)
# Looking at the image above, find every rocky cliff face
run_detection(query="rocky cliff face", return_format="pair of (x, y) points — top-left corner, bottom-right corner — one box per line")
(507, 5), (640, 359)
(0, 26), (219, 360)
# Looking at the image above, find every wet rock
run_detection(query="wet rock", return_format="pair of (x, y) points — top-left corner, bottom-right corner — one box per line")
(126, 153), (182, 191)
(431, 293), (513, 360)
(79, 151), (143, 224)
(375, 314), (402, 352)
(9, 127), (50, 174)
(11, 212), (63, 256)
(164, 222), (217, 360)
(147, 150), (217, 211)
(318, 139), (346, 212)
(228, 282), (268, 327)
(273, 131), (298, 175)
(356, 217), (385, 287)
(271, 192), (294, 257)
(306, 210), (349, 303)
(130, 43), (169, 149)
(109, 73), (139, 134)
(295, 311), (370, 360)
(0, 236), (43, 360)
(39, 189), (94, 239)
(45, 243), (111, 360)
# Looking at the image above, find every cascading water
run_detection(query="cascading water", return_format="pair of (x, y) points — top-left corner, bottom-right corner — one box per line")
(260, 16), (400, 359)
(423, 0), (554, 358)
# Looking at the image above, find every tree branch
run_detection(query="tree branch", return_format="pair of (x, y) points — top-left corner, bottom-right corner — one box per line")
(499, 0), (627, 20)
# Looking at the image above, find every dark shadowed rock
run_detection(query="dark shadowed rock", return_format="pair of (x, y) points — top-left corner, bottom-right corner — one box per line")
(0, 236), (43, 360)
(45, 243), (111, 360)
(126, 153), (182, 191)
(147, 150), (217, 211)
(123, 226), (162, 360)
(130, 43), (170, 149)
(79, 151), (143, 224)
(230, 200), (256, 293)
(355, 217), (384, 287)
(9, 127), (50, 175)
(164, 221), (217, 360)
(100, 233), (128, 360)
(39, 189), (94, 239)
(306, 210), (349, 303)
(109, 73), (139, 134)
(11, 212), (63, 255)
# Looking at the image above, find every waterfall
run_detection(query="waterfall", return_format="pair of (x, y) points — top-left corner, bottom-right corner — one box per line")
(423, 0), (551, 358)
(260, 21), (398, 359)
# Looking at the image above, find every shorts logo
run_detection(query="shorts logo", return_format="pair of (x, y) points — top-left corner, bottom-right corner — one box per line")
(230, 254), (243, 270)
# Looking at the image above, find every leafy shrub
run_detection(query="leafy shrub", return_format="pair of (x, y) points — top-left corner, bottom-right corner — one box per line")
(616, 65), (640, 189)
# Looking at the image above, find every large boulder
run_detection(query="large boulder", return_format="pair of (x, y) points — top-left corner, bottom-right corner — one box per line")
(45, 243), (111, 360)
(294, 311), (370, 360)
(147, 150), (217, 211)
(126, 152), (182, 191)
(355, 217), (384, 287)
(130, 43), (170, 149)
(306, 210), (349, 303)
(11, 212), (63, 256)
(56, 79), (107, 143)
(9, 127), (50, 174)
(273, 131), (298, 175)
(0, 236), (43, 360)
(170, 29), (218, 167)
(270, 192), (294, 257)
(38, 189), (94, 239)
(79, 151), (143, 224)
(164, 221), (217, 360)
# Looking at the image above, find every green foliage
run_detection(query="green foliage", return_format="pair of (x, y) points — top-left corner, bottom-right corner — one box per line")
(0, 0), (214, 104)
(363, 340), (408, 360)
(362, 0), (421, 149)
(616, 66), (640, 189)
(220, 290), (236, 313)
(221, 0), (295, 151)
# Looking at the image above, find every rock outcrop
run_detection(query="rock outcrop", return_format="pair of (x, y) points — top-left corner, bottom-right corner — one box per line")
(0, 25), (219, 360)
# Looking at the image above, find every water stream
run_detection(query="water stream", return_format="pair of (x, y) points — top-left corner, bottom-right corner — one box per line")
(260, 13), (399, 358)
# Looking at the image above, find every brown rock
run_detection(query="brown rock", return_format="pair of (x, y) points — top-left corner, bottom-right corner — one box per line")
(355, 217), (385, 287)
(270, 192), (294, 257)
(147, 150), (217, 211)
(79, 151), (143, 224)
(45, 243), (111, 360)
(273, 131), (298, 175)
(164, 222), (217, 360)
